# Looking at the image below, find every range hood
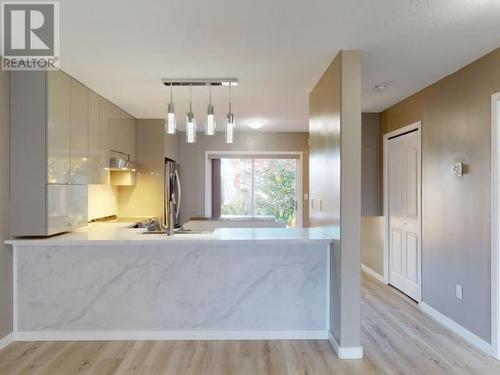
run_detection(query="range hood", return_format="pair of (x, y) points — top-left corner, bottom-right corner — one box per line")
(109, 157), (137, 171)
(108, 150), (137, 171)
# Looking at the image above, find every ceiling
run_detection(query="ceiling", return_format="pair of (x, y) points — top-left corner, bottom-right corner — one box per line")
(60, 0), (500, 132)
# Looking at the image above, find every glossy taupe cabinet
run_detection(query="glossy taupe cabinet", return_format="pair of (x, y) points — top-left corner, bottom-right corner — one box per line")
(10, 70), (136, 236)
(10, 71), (89, 236)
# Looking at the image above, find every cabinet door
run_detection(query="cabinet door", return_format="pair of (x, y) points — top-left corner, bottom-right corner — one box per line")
(89, 91), (104, 184)
(99, 98), (113, 185)
(70, 78), (89, 184)
(129, 116), (137, 162)
(107, 104), (123, 155)
(47, 71), (70, 184)
(47, 184), (88, 235)
(121, 110), (136, 161)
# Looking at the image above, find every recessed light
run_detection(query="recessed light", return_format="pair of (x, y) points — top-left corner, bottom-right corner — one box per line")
(247, 120), (264, 130)
(373, 83), (389, 92)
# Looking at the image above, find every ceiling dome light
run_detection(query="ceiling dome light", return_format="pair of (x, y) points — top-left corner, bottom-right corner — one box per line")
(373, 83), (389, 92)
(247, 120), (264, 130)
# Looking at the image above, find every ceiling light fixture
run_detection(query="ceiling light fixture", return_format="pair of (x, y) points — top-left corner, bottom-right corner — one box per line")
(186, 84), (196, 143)
(247, 120), (264, 130)
(225, 84), (235, 144)
(165, 83), (176, 134)
(205, 83), (216, 135)
(162, 78), (238, 142)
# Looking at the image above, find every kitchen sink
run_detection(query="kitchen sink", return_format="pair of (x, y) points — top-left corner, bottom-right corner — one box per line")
(174, 229), (213, 234)
(129, 222), (147, 229)
(141, 229), (214, 235)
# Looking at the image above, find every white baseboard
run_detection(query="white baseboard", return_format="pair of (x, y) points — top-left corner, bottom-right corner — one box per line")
(361, 264), (385, 283)
(14, 330), (328, 342)
(328, 332), (363, 359)
(419, 302), (491, 355)
(0, 333), (14, 351)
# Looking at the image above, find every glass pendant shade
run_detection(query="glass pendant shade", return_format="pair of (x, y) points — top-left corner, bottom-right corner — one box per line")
(225, 113), (235, 144)
(206, 104), (216, 135)
(186, 112), (196, 143)
(166, 102), (176, 134)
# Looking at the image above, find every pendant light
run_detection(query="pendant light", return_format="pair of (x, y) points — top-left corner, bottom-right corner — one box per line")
(205, 83), (216, 135)
(165, 83), (176, 134)
(225, 84), (235, 144)
(186, 84), (196, 143)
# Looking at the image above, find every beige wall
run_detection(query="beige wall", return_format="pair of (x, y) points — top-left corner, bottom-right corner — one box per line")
(309, 50), (362, 348)
(309, 55), (341, 227)
(88, 184), (118, 220)
(381, 47), (500, 342)
(176, 132), (309, 226)
(0, 70), (12, 339)
(118, 120), (165, 219)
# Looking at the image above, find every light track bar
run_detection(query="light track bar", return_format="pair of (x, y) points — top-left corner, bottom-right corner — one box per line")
(162, 78), (238, 87)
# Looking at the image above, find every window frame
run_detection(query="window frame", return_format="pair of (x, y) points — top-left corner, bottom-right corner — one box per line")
(205, 151), (303, 227)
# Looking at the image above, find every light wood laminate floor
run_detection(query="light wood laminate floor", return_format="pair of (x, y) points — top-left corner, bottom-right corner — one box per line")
(1, 273), (499, 374)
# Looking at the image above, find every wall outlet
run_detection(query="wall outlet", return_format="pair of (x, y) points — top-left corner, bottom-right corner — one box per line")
(456, 284), (463, 300)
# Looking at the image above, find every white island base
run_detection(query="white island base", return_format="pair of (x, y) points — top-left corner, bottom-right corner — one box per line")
(9, 226), (335, 342)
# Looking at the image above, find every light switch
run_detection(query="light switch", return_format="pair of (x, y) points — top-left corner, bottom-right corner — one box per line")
(456, 284), (463, 300)
(304, 193), (309, 200)
(452, 162), (463, 176)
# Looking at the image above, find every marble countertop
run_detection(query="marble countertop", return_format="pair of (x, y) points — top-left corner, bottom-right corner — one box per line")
(6, 223), (339, 247)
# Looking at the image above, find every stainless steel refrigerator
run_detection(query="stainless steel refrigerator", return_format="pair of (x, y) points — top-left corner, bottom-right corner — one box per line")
(164, 158), (181, 229)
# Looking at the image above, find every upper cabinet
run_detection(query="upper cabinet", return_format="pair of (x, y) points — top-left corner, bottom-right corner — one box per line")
(88, 91), (104, 184)
(106, 104), (136, 162)
(122, 110), (137, 162)
(47, 71), (91, 185)
(47, 71), (71, 184)
(70, 78), (89, 184)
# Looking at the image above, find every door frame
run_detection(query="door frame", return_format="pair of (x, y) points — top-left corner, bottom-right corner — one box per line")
(491, 91), (500, 359)
(383, 121), (422, 302)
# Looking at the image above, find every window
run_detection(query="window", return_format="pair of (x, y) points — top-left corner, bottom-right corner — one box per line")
(219, 157), (299, 226)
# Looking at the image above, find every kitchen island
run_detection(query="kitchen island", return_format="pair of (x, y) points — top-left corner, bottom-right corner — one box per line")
(7, 224), (338, 341)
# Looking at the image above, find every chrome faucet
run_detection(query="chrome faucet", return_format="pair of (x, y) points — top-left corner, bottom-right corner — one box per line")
(166, 200), (175, 235)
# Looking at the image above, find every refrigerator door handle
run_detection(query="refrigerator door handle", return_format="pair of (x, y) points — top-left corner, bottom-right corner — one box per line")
(175, 168), (181, 219)
(164, 164), (169, 227)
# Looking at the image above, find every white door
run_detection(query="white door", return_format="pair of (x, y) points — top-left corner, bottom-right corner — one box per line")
(388, 129), (421, 300)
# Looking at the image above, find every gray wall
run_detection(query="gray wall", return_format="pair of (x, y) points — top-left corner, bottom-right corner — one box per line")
(361, 113), (381, 216)
(0, 70), (12, 339)
(382, 47), (500, 342)
(176, 132), (309, 226)
(309, 50), (362, 348)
